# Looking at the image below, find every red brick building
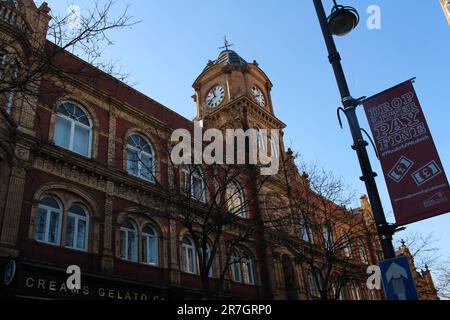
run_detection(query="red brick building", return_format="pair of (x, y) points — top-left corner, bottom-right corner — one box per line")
(0, 0), (438, 300)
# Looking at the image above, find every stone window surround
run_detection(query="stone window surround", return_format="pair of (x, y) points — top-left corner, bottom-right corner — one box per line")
(48, 97), (100, 160)
(114, 212), (166, 269)
(28, 183), (98, 254)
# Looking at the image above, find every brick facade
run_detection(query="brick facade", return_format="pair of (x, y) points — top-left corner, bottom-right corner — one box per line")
(0, 0), (438, 300)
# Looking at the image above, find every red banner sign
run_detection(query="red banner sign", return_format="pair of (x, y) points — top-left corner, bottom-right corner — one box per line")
(363, 80), (450, 225)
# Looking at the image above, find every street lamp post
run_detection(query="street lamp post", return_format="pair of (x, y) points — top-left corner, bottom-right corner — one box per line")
(312, 0), (397, 259)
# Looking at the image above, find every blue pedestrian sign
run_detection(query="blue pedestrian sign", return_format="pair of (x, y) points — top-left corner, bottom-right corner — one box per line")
(379, 256), (419, 300)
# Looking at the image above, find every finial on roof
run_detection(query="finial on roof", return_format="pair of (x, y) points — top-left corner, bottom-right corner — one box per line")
(401, 239), (406, 247)
(219, 35), (234, 51)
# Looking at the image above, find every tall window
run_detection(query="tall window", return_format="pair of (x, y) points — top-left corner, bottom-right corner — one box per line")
(142, 225), (158, 266)
(127, 134), (155, 182)
(183, 165), (206, 203)
(332, 280), (344, 300)
(307, 271), (322, 298)
(64, 204), (89, 251)
(182, 236), (197, 274)
(55, 102), (92, 157)
(5, 64), (17, 114)
(358, 240), (369, 264)
(269, 136), (279, 158)
(0, 49), (4, 67)
(322, 225), (333, 250)
(200, 243), (213, 277)
(120, 220), (138, 262)
(351, 283), (362, 300)
(0, 49), (5, 78)
(231, 250), (242, 283)
(35, 196), (63, 245)
(300, 217), (314, 243)
(230, 250), (256, 285)
(225, 181), (246, 218)
(342, 234), (352, 258)
(242, 252), (256, 285)
(0, 50), (17, 114)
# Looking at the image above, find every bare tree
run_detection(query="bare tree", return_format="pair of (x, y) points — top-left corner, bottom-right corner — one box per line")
(119, 128), (279, 299)
(1, 0), (137, 158)
(394, 232), (450, 300)
(264, 157), (380, 300)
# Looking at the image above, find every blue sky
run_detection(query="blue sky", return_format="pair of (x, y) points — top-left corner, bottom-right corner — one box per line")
(42, 0), (450, 260)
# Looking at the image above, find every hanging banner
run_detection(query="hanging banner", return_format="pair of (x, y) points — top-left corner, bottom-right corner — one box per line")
(363, 79), (450, 225)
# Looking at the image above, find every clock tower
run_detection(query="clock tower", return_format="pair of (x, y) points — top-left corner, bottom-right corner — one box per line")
(192, 46), (286, 145)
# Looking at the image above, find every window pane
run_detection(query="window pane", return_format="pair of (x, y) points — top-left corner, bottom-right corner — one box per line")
(35, 208), (47, 241)
(73, 106), (90, 126)
(247, 259), (255, 285)
(6, 92), (14, 114)
(40, 197), (60, 209)
(143, 226), (155, 236)
(140, 153), (153, 180)
(127, 149), (139, 176)
(182, 247), (187, 271)
(142, 235), (148, 263)
(120, 230), (127, 259)
(64, 215), (75, 248)
(148, 237), (157, 265)
(128, 231), (137, 261)
(121, 220), (135, 230)
(73, 125), (90, 156)
(232, 254), (242, 282)
(69, 205), (86, 216)
(48, 210), (60, 244)
(55, 117), (71, 149)
(76, 219), (87, 250)
(193, 177), (204, 201)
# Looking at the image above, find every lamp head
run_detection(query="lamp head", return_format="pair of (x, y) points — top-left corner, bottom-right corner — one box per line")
(327, 4), (360, 36)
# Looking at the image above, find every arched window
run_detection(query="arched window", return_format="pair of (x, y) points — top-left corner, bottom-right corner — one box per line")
(55, 102), (92, 157)
(242, 252), (256, 285)
(127, 134), (155, 182)
(358, 240), (369, 264)
(230, 250), (242, 283)
(142, 225), (158, 266)
(183, 165), (206, 203)
(35, 196), (63, 245)
(225, 181), (246, 218)
(182, 236), (197, 274)
(269, 136), (279, 158)
(120, 219), (138, 262)
(64, 204), (89, 251)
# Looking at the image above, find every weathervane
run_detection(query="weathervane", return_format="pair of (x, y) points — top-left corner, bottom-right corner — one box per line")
(220, 36), (234, 51)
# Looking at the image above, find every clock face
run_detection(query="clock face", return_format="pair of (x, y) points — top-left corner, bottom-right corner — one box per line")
(206, 85), (225, 108)
(252, 85), (266, 107)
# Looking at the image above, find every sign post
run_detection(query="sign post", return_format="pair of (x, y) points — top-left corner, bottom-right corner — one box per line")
(363, 79), (450, 226)
(379, 256), (419, 300)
